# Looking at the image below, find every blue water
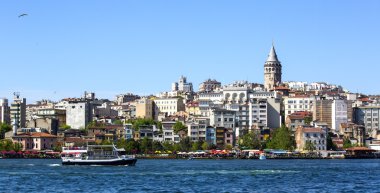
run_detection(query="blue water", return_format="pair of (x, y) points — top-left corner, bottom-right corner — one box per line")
(1, 159), (380, 192)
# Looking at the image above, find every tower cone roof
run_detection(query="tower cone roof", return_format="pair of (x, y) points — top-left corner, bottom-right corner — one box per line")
(266, 45), (279, 62)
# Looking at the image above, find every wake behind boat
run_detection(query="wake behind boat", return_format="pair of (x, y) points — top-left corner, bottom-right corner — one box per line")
(61, 145), (137, 166)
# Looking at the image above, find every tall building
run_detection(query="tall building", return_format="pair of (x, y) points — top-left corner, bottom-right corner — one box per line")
(10, 93), (26, 133)
(0, 98), (10, 124)
(264, 45), (282, 91)
(135, 98), (153, 119)
(66, 102), (92, 129)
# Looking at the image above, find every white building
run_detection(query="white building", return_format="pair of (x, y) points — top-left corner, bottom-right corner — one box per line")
(284, 96), (315, 119)
(332, 100), (348, 132)
(284, 81), (307, 91)
(172, 76), (193, 93)
(66, 102), (91, 129)
(153, 98), (185, 119)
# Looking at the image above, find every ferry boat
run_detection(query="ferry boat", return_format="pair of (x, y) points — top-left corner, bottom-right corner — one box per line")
(61, 145), (137, 166)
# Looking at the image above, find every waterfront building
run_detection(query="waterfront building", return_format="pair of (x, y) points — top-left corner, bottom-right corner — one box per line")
(264, 45), (282, 91)
(339, 123), (365, 146)
(206, 126), (216, 145)
(187, 118), (209, 142)
(295, 126), (327, 151)
(12, 132), (57, 151)
(124, 124), (133, 140)
(0, 98), (10, 124)
(161, 121), (181, 143)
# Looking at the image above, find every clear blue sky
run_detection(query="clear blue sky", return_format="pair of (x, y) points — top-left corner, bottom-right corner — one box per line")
(1, 1), (379, 103)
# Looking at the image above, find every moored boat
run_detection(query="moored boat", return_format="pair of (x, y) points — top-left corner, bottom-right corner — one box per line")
(61, 145), (137, 166)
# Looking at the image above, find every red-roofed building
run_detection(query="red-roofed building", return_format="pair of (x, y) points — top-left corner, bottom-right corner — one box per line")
(12, 132), (58, 151)
(285, 111), (313, 132)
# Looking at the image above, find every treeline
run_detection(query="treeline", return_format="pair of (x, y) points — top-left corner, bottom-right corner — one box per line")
(111, 137), (223, 154)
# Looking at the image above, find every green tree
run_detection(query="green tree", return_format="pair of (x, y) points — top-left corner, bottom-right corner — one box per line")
(343, 137), (352, 148)
(304, 116), (312, 125)
(239, 131), (261, 150)
(140, 137), (152, 154)
(0, 139), (14, 151)
(60, 124), (71, 130)
(0, 122), (12, 139)
(326, 132), (337, 150)
(303, 140), (316, 152)
(13, 142), (23, 152)
(266, 125), (295, 150)
(127, 118), (156, 131)
(225, 144), (233, 150)
(113, 119), (123, 125)
(162, 141), (174, 151)
(152, 141), (163, 151)
(173, 121), (187, 134)
(201, 141), (209, 150)
(101, 139), (112, 145)
(124, 139), (140, 154)
(179, 137), (191, 152)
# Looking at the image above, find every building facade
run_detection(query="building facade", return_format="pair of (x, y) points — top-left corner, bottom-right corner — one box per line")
(0, 98), (10, 124)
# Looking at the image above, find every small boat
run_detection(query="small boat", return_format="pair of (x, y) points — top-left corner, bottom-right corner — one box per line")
(61, 145), (137, 166)
(259, 153), (266, 160)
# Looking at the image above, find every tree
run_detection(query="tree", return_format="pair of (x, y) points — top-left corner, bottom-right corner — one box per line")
(179, 137), (191, 152)
(239, 131), (261, 150)
(326, 132), (337, 150)
(162, 141), (174, 151)
(266, 125), (295, 151)
(60, 124), (71, 130)
(152, 141), (163, 151)
(140, 137), (152, 154)
(225, 144), (233, 150)
(304, 117), (312, 126)
(124, 139), (140, 154)
(13, 142), (23, 152)
(201, 142), (209, 150)
(127, 118), (156, 131)
(173, 121), (187, 134)
(343, 137), (352, 148)
(303, 140), (316, 152)
(0, 122), (12, 139)
(113, 119), (123, 125)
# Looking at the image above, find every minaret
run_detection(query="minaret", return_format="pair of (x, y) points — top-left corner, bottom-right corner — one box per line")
(264, 44), (282, 91)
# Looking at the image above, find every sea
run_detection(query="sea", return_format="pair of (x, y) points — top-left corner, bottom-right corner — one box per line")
(1, 158), (380, 193)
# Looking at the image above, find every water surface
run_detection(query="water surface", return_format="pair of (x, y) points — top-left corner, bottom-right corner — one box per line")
(1, 159), (379, 192)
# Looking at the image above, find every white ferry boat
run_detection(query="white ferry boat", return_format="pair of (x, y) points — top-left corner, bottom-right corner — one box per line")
(61, 145), (137, 166)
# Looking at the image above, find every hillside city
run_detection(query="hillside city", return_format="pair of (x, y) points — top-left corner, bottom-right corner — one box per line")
(1, 45), (380, 158)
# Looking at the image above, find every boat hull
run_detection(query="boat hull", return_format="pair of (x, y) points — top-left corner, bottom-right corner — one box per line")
(62, 158), (137, 166)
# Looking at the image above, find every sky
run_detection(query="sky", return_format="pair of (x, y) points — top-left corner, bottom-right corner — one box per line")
(1, 1), (379, 103)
